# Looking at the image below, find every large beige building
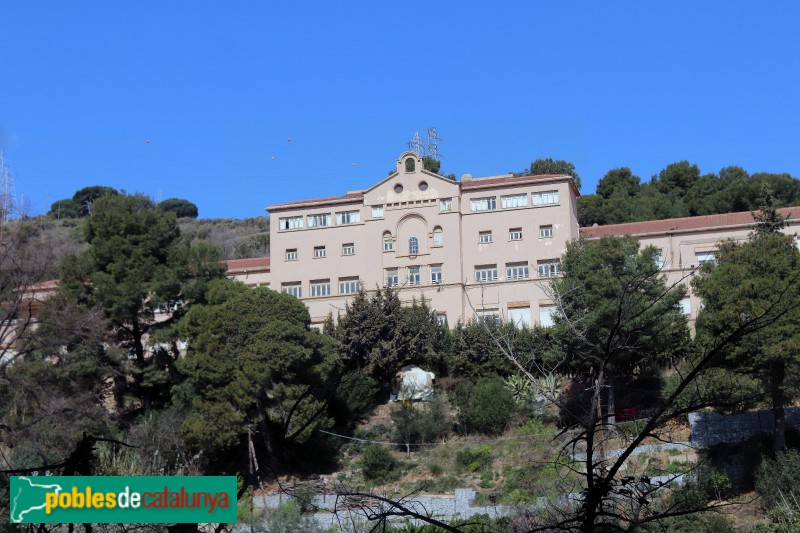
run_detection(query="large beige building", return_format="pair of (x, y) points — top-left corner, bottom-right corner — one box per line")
(227, 151), (800, 329)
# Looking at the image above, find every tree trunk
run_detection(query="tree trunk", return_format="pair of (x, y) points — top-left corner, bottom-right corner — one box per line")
(771, 361), (787, 453)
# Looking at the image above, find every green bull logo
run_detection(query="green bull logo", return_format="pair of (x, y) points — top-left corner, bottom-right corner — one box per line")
(10, 476), (237, 524)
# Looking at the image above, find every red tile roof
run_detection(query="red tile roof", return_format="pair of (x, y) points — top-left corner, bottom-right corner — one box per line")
(580, 206), (800, 238)
(267, 192), (364, 210)
(226, 257), (271, 272)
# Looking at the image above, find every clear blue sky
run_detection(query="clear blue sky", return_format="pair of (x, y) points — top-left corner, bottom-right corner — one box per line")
(2, 2), (799, 219)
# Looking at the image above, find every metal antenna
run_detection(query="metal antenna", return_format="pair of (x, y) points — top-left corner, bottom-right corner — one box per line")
(425, 127), (444, 160)
(0, 150), (16, 223)
(407, 132), (424, 155)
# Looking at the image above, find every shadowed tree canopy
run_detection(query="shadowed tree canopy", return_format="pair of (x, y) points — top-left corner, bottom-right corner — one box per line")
(692, 212), (800, 453)
(158, 198), (199, 218)
(523, 158), (581, 189)
(60, 193), (225, 410)
(578, 161), (800, 226)
(177, 280), (341, 470)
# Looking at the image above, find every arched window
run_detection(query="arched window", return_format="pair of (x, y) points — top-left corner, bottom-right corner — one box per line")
(409, 236), (419, 255)
(432, 227), (443, 247)
(405, 158), (415, 173)
(383, 231), (394, 252)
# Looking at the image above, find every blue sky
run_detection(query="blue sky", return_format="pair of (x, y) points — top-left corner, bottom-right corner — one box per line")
(1, 2), (799, 219)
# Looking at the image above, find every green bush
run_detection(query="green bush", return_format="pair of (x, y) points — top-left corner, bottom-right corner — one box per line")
(362, 444), (400, 483)
(461, 375), (515, 435)
(756, 449), (800, 509)
(261, 500), (318, 532)
(456, 445), (493, 472)
(391, 396), (451, 453)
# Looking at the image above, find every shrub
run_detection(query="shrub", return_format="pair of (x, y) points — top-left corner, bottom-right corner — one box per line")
(261, 500), (318, 533)
(756, 449), (800, 509)
(461, 375), (515, 435)
(456, 445), (493, 472)
(362, 444), (400, 483)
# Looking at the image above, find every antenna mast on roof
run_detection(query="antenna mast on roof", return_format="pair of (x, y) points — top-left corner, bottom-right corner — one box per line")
(425, 127), (444, 160)
(407, 132), (424, 155)
(0, 150), (16, 223)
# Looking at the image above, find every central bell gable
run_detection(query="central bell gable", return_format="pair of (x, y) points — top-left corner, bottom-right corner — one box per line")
(362, 151), (460, 207)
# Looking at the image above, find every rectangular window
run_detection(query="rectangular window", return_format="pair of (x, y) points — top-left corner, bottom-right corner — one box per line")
(430, 265), (442, 284)
(479, 231), (493, 243)
(654, 250), (665, 269)
(509, 306), (531, 328)
(501, 194), (528, 209)
(408, 266), (421, 286)
(372, 206), (384, 218)
(539, 225), (553, 238)
(282, 283), (302, 298)
(532, 191), (559, 206)
(470, 197), (496, 212)
(539, 305), (555, 327)
(537, 259), (561, 278)
(279, 216), (303, 230)
(680, 298), (692, 316)
(310, 280), (331, 297)
(439, 198), (453, 212)
(409, 237), (419, 255)
(475, 266), (498, 283)
(477, 309), (500, 326)
(307, 213), (331, 227)
(506, 262), (530, 280)
(436, 313), (447, 326)
(339, 277), (360, 295)
(314, 246), (326, 258)
(285, 249), (298, 261)
(433, 230), (444, 247)
(696, 251), (716, 266)
(386, 268), (399, 288)
(383, 236), (394, 252)
(342, 243), (355, 256)
(509, 228), (523, 241)
(336, 210), (360, 225)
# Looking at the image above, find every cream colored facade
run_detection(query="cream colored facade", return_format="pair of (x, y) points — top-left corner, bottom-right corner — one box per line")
(580, 208), (800, 321)
(264, 151), (580, 328)
(231, 151), (800, 328)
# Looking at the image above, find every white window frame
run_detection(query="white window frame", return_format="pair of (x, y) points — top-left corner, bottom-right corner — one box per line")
(342, 243), (355, 256)
(696, 251), (716, 266)
(509, 306), (531, 328)
(408, 266), (421, 286)
(539, 225), (554, 238)
(383, 236), (394, 252)
(475, 266), (498, 283)
(539, 305), (555, 327)
(430, 265), (442, 284)
(537, 260), (561, 278)
(680, 298), (692, 316)
(282, 283), (302, 298)
(479, 231), (493, 244)
(439, 198), (453, 212)
(386, 269), (399, 287)
(372, 206), (384, 218)
(470, 197), (497, 212)
(409, 236), (419, 255)
(506, 262), (530, 280)
(279, 216), (303, 231)
(339, 278), (360, 295)
(314, 246), (327, 258)
(307, 213), (331, 227)
(509, 228), (523, 241)
(336, 210), (360, 225)
(501, 194), (528, 209)
(532, 191), (559, 206)
(310, 280), (331, 297)
(477, 309), (500, 326)
(285, 249), (298, 261)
